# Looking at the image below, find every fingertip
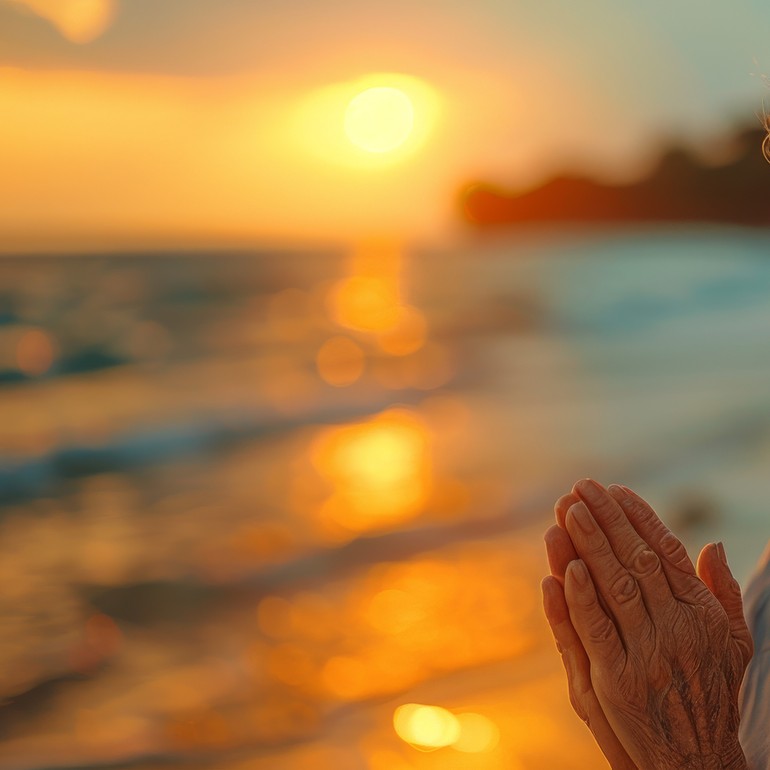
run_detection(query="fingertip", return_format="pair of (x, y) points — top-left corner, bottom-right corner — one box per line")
(545, 522), (572, 551)
(696, 541), (735, 592)
(572, 477), (607, 496)
(565, 558), (590, 589)
(696, 541), (721, 574)
(554, 492), (578, 528)
(541, 574), (557, 594)
(716, 541), (729, 567)
(544, 523), (562, 544)
(541, 575), (569, 626)
(545, 524), (579, 585)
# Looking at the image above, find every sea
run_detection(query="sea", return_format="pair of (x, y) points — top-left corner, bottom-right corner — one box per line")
(1, 225), (769, 769)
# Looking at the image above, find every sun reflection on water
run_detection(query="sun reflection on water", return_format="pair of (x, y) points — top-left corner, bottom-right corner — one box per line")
(393, 703), (500, 755)
(393, 703), (460, 750)
(311, 408), (432, 532)
(328, 239), (428, 362)
(0, 250), (612, 770)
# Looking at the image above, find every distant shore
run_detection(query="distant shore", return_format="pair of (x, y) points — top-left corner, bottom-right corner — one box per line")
(461, 126), (770, 229)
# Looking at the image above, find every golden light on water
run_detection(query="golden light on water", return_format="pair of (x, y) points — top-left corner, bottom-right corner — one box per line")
(393, 703), (500, 754)
(320, 655), (368, 699)
(376, 306), (427, 356)
(327, 240), (428, 361)
(330, 275), (401, 333)
(327, 272), (427, 353)
(453, 712), (501, 753)
(266, 643), (315, 688)
(311, 409), (431, 531)
(344, 87), (415, 154)
(368, 749), (414, 770)
(365, 588), (428, 634)
(393, 704), (460, 750)
(316, 336), (365, 387)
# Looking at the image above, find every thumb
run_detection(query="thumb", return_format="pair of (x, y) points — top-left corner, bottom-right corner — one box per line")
(697, 542), (754, 669)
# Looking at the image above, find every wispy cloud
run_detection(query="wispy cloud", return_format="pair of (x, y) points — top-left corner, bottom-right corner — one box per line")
(6, 0), (118, 44)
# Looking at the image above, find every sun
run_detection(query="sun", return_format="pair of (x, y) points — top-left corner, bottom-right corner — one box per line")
(294, 73), (438, 168)
(344, 86), (415, 154)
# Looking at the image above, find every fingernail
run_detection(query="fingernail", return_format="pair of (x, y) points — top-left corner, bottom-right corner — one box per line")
(576, 478), (603, 504)
(568, 502), (595, 534)
(569, 559), (589, 587)
(607, 483), (625, 497)
(716, 541), (728, 566)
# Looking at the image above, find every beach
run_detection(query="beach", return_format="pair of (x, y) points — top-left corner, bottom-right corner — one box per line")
(1, 226), (770, 768)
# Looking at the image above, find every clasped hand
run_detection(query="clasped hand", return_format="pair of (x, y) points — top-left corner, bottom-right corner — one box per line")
(542, 480), (754, 770)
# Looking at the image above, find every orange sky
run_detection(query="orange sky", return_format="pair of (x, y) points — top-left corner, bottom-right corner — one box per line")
(0, 62), (645, 251)
(0, 65), (459, 250)
(2, 0), (768, 250)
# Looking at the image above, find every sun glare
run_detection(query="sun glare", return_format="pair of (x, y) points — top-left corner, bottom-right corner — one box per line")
(294, 73), (438, 169)
(344, 87), (414, 154)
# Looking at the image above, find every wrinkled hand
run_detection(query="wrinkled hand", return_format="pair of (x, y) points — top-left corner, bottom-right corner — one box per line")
(542, 492), (637, 770)
(542, 480), (753, 770)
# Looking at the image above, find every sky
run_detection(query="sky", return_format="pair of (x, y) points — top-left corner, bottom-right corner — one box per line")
(3, 0), (770, 250)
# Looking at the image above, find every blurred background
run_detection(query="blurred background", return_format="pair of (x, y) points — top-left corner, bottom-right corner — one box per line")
(3, 1), (770, 768)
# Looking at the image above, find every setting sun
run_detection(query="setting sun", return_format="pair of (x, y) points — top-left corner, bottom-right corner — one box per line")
(292, 73), (439, 177)
(344, 86), (415, 154)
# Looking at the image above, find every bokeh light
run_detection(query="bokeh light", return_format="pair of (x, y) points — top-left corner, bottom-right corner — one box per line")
(344, 87), (415, 154)
(329, 275), (401, 333)
(453, 712), (501, 753)
(376, 305), (427, 356)
(294, 72), (439, 170)
(316, 336), (365, 387)
(393, 704), (460, 750)
(311, 408), (432, 531)
(393, 704), (500, 754)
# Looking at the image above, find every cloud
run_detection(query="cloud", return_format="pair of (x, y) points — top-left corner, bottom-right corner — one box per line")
(6, 0), (118, 44)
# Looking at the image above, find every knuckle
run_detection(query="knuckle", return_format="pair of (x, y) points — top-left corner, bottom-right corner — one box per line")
(623, 497), (656, 524)
(609, 572), (639, 604)
(587, 615), (617, 645)
(630, 545), (660, 577)
(660, 532), (689, 565)
(586, 534), (614, 562)
(586, 494), (624, 525)
(596, 501), (627, 529)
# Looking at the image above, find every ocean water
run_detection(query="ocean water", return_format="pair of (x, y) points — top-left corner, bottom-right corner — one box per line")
(1, 226), (770, 769)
